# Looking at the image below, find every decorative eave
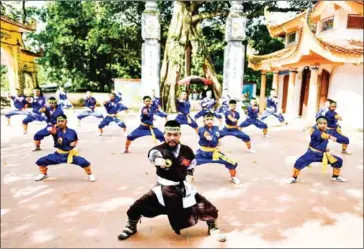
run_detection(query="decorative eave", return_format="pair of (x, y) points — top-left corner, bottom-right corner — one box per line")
(264, 6), (307, 37)
(248, 8), (364, 71)
(21, 49), (42, 58)
(0, 15), (36, 32)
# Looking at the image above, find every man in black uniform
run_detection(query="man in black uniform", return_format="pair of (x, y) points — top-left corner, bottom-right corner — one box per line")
(118, 120), (226, 242)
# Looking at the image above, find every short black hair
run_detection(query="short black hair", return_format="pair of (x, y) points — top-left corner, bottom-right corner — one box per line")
(165, 120), (180, 128)
(229, 100), (237, 104)
(48, 96), (57, 101)
(57, 114), (68, 120)
(326, 98), (333, 102)
(316, 116), (328, 122)
(203, 112), (214, 118)
(143, 96), (152, 101)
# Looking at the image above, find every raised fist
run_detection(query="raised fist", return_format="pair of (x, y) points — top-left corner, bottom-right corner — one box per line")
(154, 158), (166, 167)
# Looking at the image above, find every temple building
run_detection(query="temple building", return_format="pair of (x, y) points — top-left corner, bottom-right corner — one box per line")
(1, 15), (41, 95)
(247, 1), (363, 128)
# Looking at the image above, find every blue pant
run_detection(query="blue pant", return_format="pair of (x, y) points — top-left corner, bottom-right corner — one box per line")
(36, 151), (90, 167)
(326, 128), (350, 145)
(58, 100), (73, 109)
(154, 110), (167, 118)
(240, 118), (267, 129)
(261, 110), (285, 123)
(195, 149), (237, 170)
(175, 114), (198, 129)
(219, 127), (250, 142)
(77, 110), (103, 120)
(23, 112), (46, 124)
(98, 116), (126, 129)
(34, 125), (54, 141)
(216, 106), (229, 114)
(5, 109), (28, 118)
(294, 150), (343, 170)
(127, 125), (164, 142)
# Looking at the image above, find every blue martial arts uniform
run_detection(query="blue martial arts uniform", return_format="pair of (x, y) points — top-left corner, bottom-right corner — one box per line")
(36, 127), (90, 167)
(57, 91), (73, 109)
(240, 105), (268, 130)
(5, 95), (28, 118)
(151, 97), (167, 118)
(216, 99), (229, 115)
(34, 106), (65, 142)
(175, 100), (198, 129)
(195, 125), (238, 170)
(261, 96), (285, 122)
(23, 96), (47, 124)
(98, 100), (128, 129)
(294, 126), (343, 170)
(77, 96), (103, 120)
(126, 106), (164, 142)
(325, 110), (349, 145)
(194, 99), (222, 120)
(219, 110), (250, 143)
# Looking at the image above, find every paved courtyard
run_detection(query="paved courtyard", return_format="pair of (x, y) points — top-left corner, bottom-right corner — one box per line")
(1, 109), (363, 248)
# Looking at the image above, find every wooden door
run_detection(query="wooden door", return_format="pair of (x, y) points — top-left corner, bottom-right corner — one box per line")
(319, 69), (330, 108)
(282, 75), (289, 113)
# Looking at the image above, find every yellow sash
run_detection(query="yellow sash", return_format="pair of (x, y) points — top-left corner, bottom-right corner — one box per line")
(57, 149), (80, 164)
(309, 146), (337, 173)
(200, 146), (237, 165)
(141, 123), (157, 144)
(107, 113), (123, 120)
(225, 125), (239, 129)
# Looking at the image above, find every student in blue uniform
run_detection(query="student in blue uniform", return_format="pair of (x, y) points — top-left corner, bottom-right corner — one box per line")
(151, 89), (168, 121)
(219, 100), (255, 153)
(56, 87), (74, 109)
(216, 94), (230, 115)
(33, 97), (65, 151)
(325, 101), (351, 154)
(175, 91), (198, 133)
(5, 88), (28, 126)
(98, 93), (128, 136)
(34, 114), (96, 182)
(290, 116), (346, 184)
(77, 91), (103, 126)
(123, 96), (165, 153)
(22, 88), (47, 134)
(112, 90), (123, 103)
(261, 89), (286, 125)
(240, 97), (268, 137)
(315, 99), (333, 119)
(194, 95), (222, 123)
(195, 112), (240, 184)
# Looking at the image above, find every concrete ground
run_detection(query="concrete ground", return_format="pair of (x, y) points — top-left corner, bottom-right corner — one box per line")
(1, 108), (363, 248)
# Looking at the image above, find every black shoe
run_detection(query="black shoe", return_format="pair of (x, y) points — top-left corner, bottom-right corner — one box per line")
(118, 226), (137, 240)
(32, 147), (41, 152)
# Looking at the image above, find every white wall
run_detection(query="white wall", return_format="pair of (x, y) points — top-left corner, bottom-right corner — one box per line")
(317, 5), (363, 41)
(277, 75), (284, 110)
(328, 64), (363, 129)
(293, 70), (302, 117)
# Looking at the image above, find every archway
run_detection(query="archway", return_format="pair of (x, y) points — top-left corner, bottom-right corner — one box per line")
(0, 46), (16, 93)
(281, 75), (289, 113)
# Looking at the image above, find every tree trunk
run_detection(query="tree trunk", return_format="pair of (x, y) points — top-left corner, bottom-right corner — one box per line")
(160, 1), (223, 112)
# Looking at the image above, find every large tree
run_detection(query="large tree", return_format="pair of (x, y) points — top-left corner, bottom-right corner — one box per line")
(159, 1), (313, 112)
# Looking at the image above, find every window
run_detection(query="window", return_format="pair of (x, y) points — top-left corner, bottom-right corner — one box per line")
(320, 16), (334, 32)
(347, 15), (364, 29)
(287, 32), (296, 44)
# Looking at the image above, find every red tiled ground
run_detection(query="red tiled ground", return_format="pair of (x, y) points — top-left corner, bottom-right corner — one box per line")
(1, 109), (363, 248)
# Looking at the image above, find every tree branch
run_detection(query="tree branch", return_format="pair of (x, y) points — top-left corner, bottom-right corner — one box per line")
(192, 11), (229, 23)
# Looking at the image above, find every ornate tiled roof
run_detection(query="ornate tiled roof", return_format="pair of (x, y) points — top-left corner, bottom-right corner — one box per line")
(0, 15), (36, 31)
(317, 39), (364, 55)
